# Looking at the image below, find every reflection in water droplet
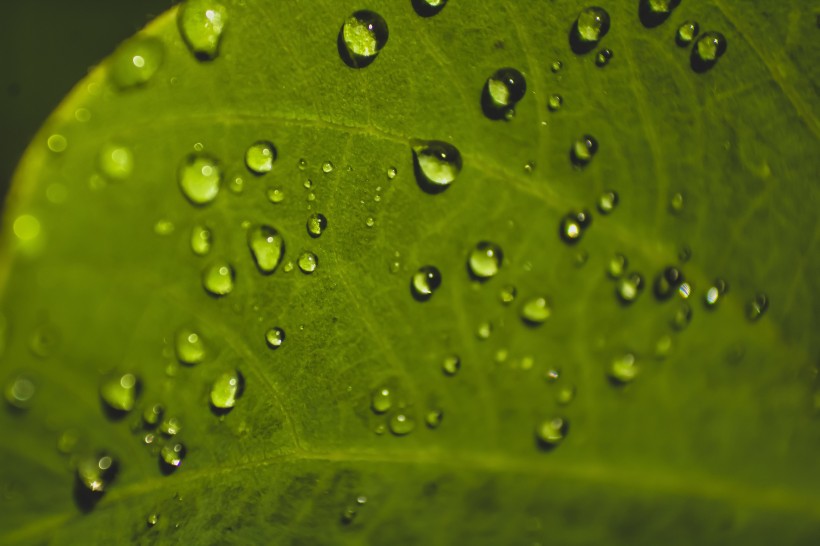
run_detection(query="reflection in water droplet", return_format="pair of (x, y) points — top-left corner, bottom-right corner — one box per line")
(190, 225), (212, 256)
(202, 260), (235, 296)
(676, 21), (699, 47)
(425, 409), (443, 429)
(411, 139), (462, 193)
(389, 412), (416, 436)
(570, 7), (610, 54)
(616, 273), (644, 304)
(595, 48), (613, 67)
(160, 442), (186, 470)
(210, 370), (244, 409)
(559, 210), (592, 244)
(442, 354), (461, 376)
(97, 143), (134, 181)
(482, 67), (527, 120)
(4, 374), (36, 410)
(411, 265), (442, 301)
(178, 153), (222, 206)
(298, 252), (318, 274)
(100, 373), (140, 414)
(746, 293), (769, 322)
(704, 278), (729, 308)
(520, 296), (551, 326)
(371, 388), (392, 414)
(547, 94), (563, 112)
(175, 328), (205, 365)
(178, 0), (228, 60)
(691, 31), (727, 73)
(265, 327), (285, 349)
(339, 10), (389, 68)
(570, 135), (598, 167)
(76, 452), (118, 493)
(247, 225), (285, 274)
(597, 190), (619, 214)
(467, 241), (503, 279)
(535, 417), (568, 449)
(245, 141), (277, 174)
(110, 37), (164, 89)
(306, 213), (328, 238)
(653, 266), (684, 300)
(609, 353), (638, 384)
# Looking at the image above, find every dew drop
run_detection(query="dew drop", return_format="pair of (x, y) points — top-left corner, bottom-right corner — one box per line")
(597, 190), (619, 214)
(142, 404), (165, 427)
(388, 412), (416, 436)
(160, 442), (186, 470)
(476, 321), (493, 340)
(147, 513), (160, 527)
(370, 388), (392, 414)
(109, 37), (164, 89)
(365, 217), (375, 228)
(557, 385), (576, 406)
(178, 153), (222, 206)
(189, 224), (212, 256)
(75, 108), (91, 122)
(499, 284), (517, 305)
(322, 161), (334, 173)
(340, 506), (358, 525)
(676, 20), (700, 47)
(704, 278), (729, 308)
(153, 219), (174, 236)
(306, 213), (328, 238)
(4, 374), (36, 410)
(442, 354), (461, 376)
(202, 260), (235, 296)
(412, 0), (448, 17)
(653, 266), (684, 300)
(547, 94), (563, 112)
(570, 135), (598, 167)
(47, 134), (67, 153)
(97, 143), (134, 181)
(559, 210), (592, 244)
(616, 273), (644, 304)
(100, 373), (140, 414)
(609, 353), (638, 384)
(535, 417), (568, 449)
(639, 0), (681, 28)
(570, 7), (610, 54)
(467, 241), (503, 280)
(297, 252), (318, 274)
(178, 0), (228, 60)
(265, 327), (285, 349)
(669, 191), (685, 214)
(520, 296), (552, 326)
(245, 141), (277, 174)
(210, 370), (244, 410)
(247, 225), (285, 274)
(386, 166), (398, 179)
(29, 322), (59, 358)
(159, 417), (182, 437)
(339, 10), (389, 68)
(411, 265), (442, 302)
(671, 302), (692, 331)
(691, 32), (728, 72)
(411, 139), (462, 193)
(482, 67), (527, 120)
(678, 282), (692, 299)
(425, 409), (443, 429)
(76, 452), (118, 493)
(545, 368), (561, 383)
(746, 293), (769, 322)
(595, 48), (613, 67)
(175, 328), (205, 365)
(551, 60), (563, 73)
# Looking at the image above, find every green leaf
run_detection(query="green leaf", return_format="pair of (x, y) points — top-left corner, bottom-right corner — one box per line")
(1, 0), (818, 544)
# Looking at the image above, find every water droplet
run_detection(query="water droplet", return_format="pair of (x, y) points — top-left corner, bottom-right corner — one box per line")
(411, 139), (462, 193)
(4, 374), (35, 410)
(365, 217), (375, 227)
(76, 452), (118, 493)
(386, 166), (397, 179)
(339, 10), (389, 68)
(746, 293), (769, 322)
(678, 282), (692, 299)
(322, 161), (334, 173)
(547, 94), (563, 112)
(535, 417), (568, 449)
(202, 261), (235, 296)
(97, 143), (134, 181)
(210, 370), (244, 410)
(298, 252), (318, 274)
(411, 265), (442, 301)
(147, 513), (160, 527)
(676, 20), (700, 47)
(545, 368), (560, 382)
(370, 388), (392, 414)
(412, 0), (448, 17)
(109, 37), (164, 89)
(608, 353), (638, 384)
(47, 134), (67, 153)
(559, 210), (592, 244)
(616, 273), (644, 304)
(178, 153), (222, 206)
(160, 442), (186, 470)
(655, 334), (673, 359)
(570, 7), (610, 54)
(143, 404), (165, 427)
(595, 48), (613, 67)
(476, 321), (493, 340)
(153, 219), (174, 236)
(671, 302), (692, 331)
(442, 354), (461, 376)
(557, 385), (576, 406)
(691, 31), (727, 73)
(178, 0), (228, 60)
(499, 284), (517, 305)
(597, 190), (619, 214)
(570, 135), (598, 167)
(551, 60), (563, 73)
(175, 328), (206, 365)
(306, 213), (328, 238)
(75, 108), (91, 122)
(100, 373), (140, 415)
(186, 225), (211, 257)
(520, 296), (552, 326)
(653, 266), (684, 300)
(247, 225), (285, 274)
(28, 322), (59, 358)
(467, 241), (503, 280)
(265, 327), (285, 349)
(669, 191), (685, 214)
(704, 278), (729, 308)
(482, 67), (527, 120)
(245, 141), (276, 174)
(159, 416), (182, 436)
(425, 409), (443, 429)
(388, 412), (416, 436)
(639, 0), (681, 28)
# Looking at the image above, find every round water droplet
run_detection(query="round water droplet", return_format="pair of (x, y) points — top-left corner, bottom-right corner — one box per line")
(653, 266), (684, 300)
(616, 272), (644, 304)
(190, 224), (212, 256)
(202, 261), (235, 296)
(746, 293), (769, 322)
(143, 404), (165, 427)
(499, 284), (517, 305)
(467, 241), (503, 280)
(520, 296), (552, 326)
(247, 225), (285, 274)
(691, 31), (727, 73)
(147, 513), (160, 527)
(639, 0), (681, 28)
(175, 328), (205, 365)
(159, 416), (182, 436)
(47, 134), (67, 153)
(97, 143), (134, 181)
(570, 135), (598, 167)
(245, 141), (276, 174)
(210, 370), (244, 410)
(678, 282), (693, 299)
(322, 161), (334, 173)
(482, 67), (527, 120)
(13, 214), (41, 242)
(597, 190), (619, 214)
(306, 213), (328, 238)
(425, 409), (443, 429)
(339, 10), (389, 68)
(370, 388), (392, 414)
(704, 278), (729, 308)
(267, 187), (285, 204)
(476, 321), (493, 340)
(410, 265), (442, 302)
(676, 20), (700, 47)
(671, 302), (692, 331)
(4, 374), (36, 410)
(298, 252), (318, 274)
(669, 191), (686, 214)
(609, 353), (639, 384)
(388, 412), (416, 436)
(265, 327), (285, 349)
(570, 7), (610, 54)
(412, 0), (448, 17)
(535, 417), (568, 449)
(178, 153), (222, 206)
(386, 166), (398, 179)
(547, 94), (563, 112)
(178, 0), (228, 60)
(109, 37), (164, 89)
(100, 373), (140, 415)
(595, 48), (613, 67)
(559, 210), (592, 244)
(76, 452), (118, 493)
(160, 442), (186, 470)
(442, 354), (461, 376)
(340, 506), (358, 525)
(551, 60), (563, 73)
(411, 139), (462, 193)
(545, 368), (560, 382)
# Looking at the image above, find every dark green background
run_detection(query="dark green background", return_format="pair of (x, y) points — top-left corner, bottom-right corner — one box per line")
(0, 0), (175, 204)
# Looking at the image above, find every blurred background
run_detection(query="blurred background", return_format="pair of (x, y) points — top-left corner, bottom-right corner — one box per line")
(0, 0), (177, 205)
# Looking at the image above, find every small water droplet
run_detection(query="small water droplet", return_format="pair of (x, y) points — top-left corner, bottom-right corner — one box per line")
(704, 278), (729, 308)
(160, 442), (186, 470)
(411, 139), (462, 193)
(100, 373), (140, 414)
(520, 296), (552, 326)
(557, 385), (576, 406)
(412, 0), (448, 17)
(142, 404), (165, 427)
(467, 241), (503, 279)
(609, 353), (638, 384)
(411, 265), (442, 301)
(159, 416), (182, 436)
(178, 153), (222, 206)
(386, 166), (397, 179)
(267, 187), (285, 204)
(110, 37), (164, 89)
(297, 252), (318, 274)
(306, 213), (328, 238)
(691, 31), (728, 73)
(365, 217), (375, 227)
(570, 7), (610, 54)
(499, 284), (517, 305)
(551, 60), (563, 73)
(388, 412), (416, 436)
(595, 48), (613, 67)
(544, 368), (560, 382)
(178, 0), (228, 60)
(245, 141), (277, 174)
(97, 143), (134, 181)
(746, 293), (769, 322)
(189, 224), (212, 256)
(669, 191), (685, 214)
(559, 210), (592, 244)
(210, 369), (244, 410)
(425, 409), (443, 429)
(655, 334), (673, 359)
(76, 452), (118, 493)
(265, 327), (285, 349)
(671, 302), (692, 331)
(615, 272), (644, 304)
(547, 94), (563, 112)
(175, 328), (205, 365)
(47, 134), (67, 153)
(370, 388), (392, 414)
(535, 417), (568, 449)
(597, 190), (619, 214)
(4, 374), (36, 410)
(570, 135), (598, 167)
(74, 108), (91, 122)
(653, 266), (684, 300)
(339, 10), (389, 68)
(476, 321), (493, 340)
(297, 158), (308, 170)
(482, 67), (527, 120)
(676, 20), (700, 47)
(247, 225), (285, 274)
(147, 513), (160, 527)
(639, 0), (681, 28)
(153, 219), (174, 236)
(442, 354), (461, 376)
(340, 506), (358, 525)
(202, 260), (235, 296)
(322, 161), (334, 173)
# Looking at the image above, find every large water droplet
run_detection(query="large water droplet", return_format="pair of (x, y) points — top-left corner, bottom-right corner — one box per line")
(520, 296), (551, 326)
(535, 417), (568, 449)
(389, 412), (416, 436)
(339, 10), (388, 68)
(559, 210), (592, 244)
(482, 68), (527, 120)
(691, 31), (727, 73)
(608, 353), (638, 384)
(676, 21), (700, 47)
(442, 354), (461, 376)
(245, 141), (276, 174)
(298, 252), (318, 274)
(653, 266), (684, 300)
(570, 135), (598, 167)
(190, 224), (212, 256)
(178, 0), (228, 60)
(202, 260), (235, 296)
(570, 7), (610, 54)
(265, 327), (285, 349)
(467, 241), (503, 280)
(746, 293), (769, 322)
(76, 452), (118, 493)
(178, 153), (222, 206)
(109, 37), (164, 89)
(616, 272), (644, 304)
(4, 374), (36, 410)
(160, 442), (186, 471)
(100, 373), (140, 415)
(704, 278), (729, 308)
(175, 328), (205, 365)
(247, 225), (285, 274)
(306, 213), (328, 238)
(411, 140), (462, 193)
(210, 370), (244, 410)
(411, 265), (442, 302)
(412, 0), (448, 17)
(370, 388), (392, 414)
(639, 0), (681, 28)
(97, 143), (134, 181)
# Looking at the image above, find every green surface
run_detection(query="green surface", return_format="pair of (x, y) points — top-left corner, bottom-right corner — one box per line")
(1, 0), (819, 544)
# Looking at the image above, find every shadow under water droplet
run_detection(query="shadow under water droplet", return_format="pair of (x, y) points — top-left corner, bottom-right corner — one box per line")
(73, 478), (103, 513)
